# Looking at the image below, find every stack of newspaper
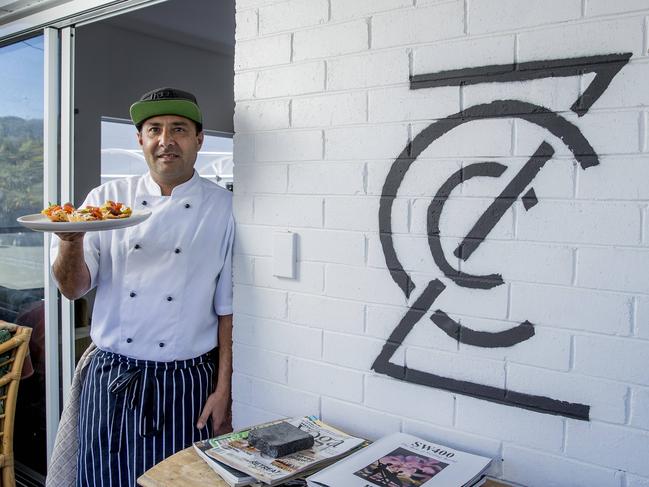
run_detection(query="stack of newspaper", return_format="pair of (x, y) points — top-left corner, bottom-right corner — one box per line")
(193, 415), (366, 486)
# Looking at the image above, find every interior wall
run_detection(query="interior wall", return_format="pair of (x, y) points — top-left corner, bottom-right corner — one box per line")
(73, 21), (234, 204)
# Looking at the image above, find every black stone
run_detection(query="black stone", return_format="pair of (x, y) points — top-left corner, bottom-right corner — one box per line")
(247, 422), (314, 458)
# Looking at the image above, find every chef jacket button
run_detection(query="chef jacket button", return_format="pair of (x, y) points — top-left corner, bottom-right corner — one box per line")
(159, 342), (165, 348)
(126, 338), (133, 343)
(134, 244), (141, 250)
(142, 200), (148, 206)
(184, 203), (191, 209)
(174, 248), (181, 254)
(130, 291), (136, 298)
(166, 296), (173, 302)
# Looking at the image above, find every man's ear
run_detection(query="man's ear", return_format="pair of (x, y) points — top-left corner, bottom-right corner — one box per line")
(136, 131), (143, 147)
(196, 131), (204, 150)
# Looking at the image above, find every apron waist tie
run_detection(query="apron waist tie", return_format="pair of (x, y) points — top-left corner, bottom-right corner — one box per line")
(108, 366), (162, 453)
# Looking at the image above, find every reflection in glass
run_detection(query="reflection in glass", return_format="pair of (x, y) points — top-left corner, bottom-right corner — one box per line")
(0, 34), (47, 480)
(101, 117), (234, 189)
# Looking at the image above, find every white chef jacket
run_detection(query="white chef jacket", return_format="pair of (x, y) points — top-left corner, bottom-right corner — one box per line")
(51, 171), (233, 361)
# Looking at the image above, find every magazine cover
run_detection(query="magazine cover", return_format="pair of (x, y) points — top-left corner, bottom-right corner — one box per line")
(306, 433), (491, 487)
(202, 416), (366, 485)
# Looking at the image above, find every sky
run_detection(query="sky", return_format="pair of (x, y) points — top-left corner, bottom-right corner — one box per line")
(0, 35), (44, 120)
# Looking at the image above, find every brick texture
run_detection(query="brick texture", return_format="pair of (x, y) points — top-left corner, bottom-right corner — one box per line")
(233, 1), (649, 485)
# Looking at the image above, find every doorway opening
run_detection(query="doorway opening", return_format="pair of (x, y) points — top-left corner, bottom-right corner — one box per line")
(11, 0), (234, 484)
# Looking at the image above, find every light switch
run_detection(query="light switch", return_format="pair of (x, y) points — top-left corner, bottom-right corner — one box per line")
(273, 231), (296, 279)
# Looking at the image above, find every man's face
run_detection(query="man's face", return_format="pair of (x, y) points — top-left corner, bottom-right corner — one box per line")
(137, 115), (204, 188)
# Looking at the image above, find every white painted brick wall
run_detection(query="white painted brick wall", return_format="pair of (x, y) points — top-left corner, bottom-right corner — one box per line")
(325, 124), (408, 160)
(456, 396), (565, 452)
(289, 294), (365, 333)
(253, 195), (323, 226)
(288, 162), (364, 195)
(255, 61), (325, 98)
(630, 387), (649, 430)
(517, 17), (645, 61)
(368, 85), (460, 123)
(503, 445), (624, 487)
(413, 35), (515, 74)
(458, 320), (572, 371)
(233, 0), (649, 485)
(574, 335), (649, 385)
(234, 99), (289, 132)
(467, 0), (582, 35)
(372, 3), (465, 48)
(293, 20), (368, 61)
(257, 0), (328, 35)
(321, 397), (403, 439)
(255, 130), (322, 162)
(365, 375), (455, 426)
(234, 34), (291, 70)
(288, 357), (364, 402)
(291, 92), (367, 127)
(326, 49), (408, 90)
(510, 283), (632, 334)
(323, 332), (388, 370)
(330, 0), (412, 21)
(507, 364), (628, 423)
(296, 228), (365, 264)
(234, 8), (257, 40)
(566, 421), (649, 476)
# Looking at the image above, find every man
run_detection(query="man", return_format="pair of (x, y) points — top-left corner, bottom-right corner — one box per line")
(51, 87), (233, 487)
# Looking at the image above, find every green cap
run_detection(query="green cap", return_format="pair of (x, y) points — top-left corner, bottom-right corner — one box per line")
(129, 87), (202, 126)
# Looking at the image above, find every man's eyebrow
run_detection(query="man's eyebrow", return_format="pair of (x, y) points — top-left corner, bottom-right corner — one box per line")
(144, 120), (191, 128)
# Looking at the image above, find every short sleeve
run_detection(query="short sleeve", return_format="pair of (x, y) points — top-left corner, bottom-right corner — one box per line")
(49, 189), (102, 291)
(213, 214), (234, 316)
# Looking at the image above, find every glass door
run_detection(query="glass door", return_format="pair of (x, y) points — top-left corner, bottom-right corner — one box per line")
(0, 32), (49, 480)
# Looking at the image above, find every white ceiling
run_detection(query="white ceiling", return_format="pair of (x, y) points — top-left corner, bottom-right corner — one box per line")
(0, 0), (235, 55)
(106, 0), (235, 55)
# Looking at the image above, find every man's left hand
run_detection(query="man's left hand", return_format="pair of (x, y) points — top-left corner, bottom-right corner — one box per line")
(197, 388), (231, 433)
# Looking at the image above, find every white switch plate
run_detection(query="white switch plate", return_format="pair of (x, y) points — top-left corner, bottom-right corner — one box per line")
(273, 231), (296, 278)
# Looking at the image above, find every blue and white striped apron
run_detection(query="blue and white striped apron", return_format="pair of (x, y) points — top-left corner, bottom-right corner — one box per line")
(76, 349), (216, 487)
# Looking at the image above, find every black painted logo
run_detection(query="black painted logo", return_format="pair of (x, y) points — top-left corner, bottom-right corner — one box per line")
(372, 53), (632, 420)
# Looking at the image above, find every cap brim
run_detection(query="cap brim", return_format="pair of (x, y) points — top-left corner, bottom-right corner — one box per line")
(129, 99), (202, 126)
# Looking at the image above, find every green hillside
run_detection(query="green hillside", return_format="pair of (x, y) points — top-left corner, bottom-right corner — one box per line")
(0, 117), (43, 228)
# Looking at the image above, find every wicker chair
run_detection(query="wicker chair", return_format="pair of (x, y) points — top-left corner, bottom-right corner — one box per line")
(0, 321), (32, 487)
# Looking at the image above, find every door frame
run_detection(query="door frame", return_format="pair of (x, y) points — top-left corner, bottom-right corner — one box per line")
(0, 0), (171, 464)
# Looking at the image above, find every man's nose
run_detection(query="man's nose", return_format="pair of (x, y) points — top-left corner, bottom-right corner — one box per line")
(159, 128), (177, 146)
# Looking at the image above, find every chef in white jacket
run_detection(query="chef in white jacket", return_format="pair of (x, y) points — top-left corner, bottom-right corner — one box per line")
(51, 87), (233, 487)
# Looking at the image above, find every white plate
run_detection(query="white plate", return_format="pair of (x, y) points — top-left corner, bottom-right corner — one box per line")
(17, 210), (151, 233)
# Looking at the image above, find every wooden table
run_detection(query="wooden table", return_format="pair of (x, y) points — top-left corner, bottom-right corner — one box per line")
(138, 447), (229, 486)
(138, 447), (518, 487)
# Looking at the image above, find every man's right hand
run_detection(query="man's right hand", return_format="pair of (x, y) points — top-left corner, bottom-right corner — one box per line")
(55, 231), (85, 242)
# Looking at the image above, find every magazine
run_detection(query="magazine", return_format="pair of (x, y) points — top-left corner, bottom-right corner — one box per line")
(200, 416), (365, 485)
(194, 435), (258, 486)
(306, 432), (492, 487)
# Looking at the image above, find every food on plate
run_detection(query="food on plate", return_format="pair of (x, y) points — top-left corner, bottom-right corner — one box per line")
(41, 203), (75, 222)
(41, 201), (132, 222)
(100, 200), (133, 219)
